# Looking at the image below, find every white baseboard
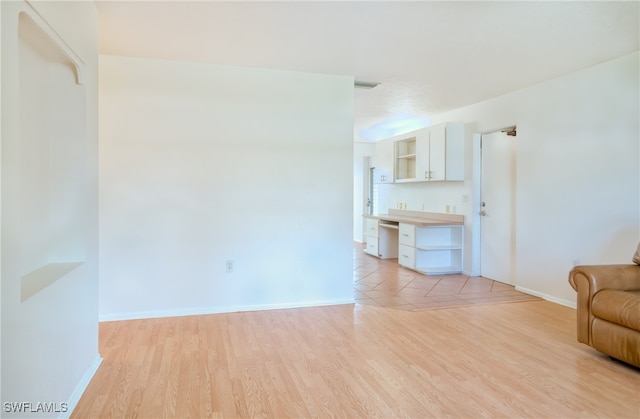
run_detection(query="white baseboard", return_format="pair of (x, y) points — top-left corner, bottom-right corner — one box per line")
(516, 286), (576, 309)
(61, 355), (103, 419)
(99, 298), (356, 322)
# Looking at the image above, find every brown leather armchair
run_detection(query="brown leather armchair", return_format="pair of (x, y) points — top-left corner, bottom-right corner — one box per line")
(569, 264), (640, 367)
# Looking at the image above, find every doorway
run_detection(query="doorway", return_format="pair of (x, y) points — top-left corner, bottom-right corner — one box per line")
(479, 128), (516, 284)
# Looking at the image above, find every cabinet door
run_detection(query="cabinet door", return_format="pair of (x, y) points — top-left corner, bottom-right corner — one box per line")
(398, 244), (416, 268)
(365, 236), (379, 256)
(373, 137), (395, 183)
(428, 124), (446, 181)
(415, 129), (430, 181)
(399, 223), (415, 246)
(365, 218), (379, 238)
(443, 123), (465, 181)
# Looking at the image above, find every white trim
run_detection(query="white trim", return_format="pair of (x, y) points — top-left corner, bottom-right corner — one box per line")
(516, 286), (576, 309)
(22, 1), (86, 85)
(99, 298), (356, 322)
(61, 355), (103, 419)
(470, 133), (482, 276)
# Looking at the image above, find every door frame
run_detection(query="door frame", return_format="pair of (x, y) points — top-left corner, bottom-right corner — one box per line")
(470, 126), (517, 279)
(362, 155), (372, 243)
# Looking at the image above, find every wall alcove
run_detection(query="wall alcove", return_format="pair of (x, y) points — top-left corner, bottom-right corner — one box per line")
(17, 11), (87, 301)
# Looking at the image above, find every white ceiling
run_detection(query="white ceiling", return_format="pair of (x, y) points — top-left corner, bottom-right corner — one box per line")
(96, 1), (639, 141)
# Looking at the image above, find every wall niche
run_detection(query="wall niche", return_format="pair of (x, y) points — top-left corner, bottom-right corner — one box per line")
(17, 11), (86, 301)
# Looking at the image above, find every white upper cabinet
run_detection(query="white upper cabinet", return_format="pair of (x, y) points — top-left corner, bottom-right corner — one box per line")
(428, 122), (464, 182)
(372, 137), (395, 183)
(392, 122), (464, 183)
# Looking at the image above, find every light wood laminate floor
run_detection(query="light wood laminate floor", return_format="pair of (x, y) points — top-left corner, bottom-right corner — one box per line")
(72, 301), (639, 418)
(354, 243), (541, 310)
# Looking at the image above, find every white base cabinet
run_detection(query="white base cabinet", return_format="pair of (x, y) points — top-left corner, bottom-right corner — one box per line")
(398, 223), (463, 274)
(365, 218), (398, 259)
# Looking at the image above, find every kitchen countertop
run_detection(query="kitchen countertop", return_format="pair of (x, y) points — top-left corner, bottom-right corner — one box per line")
(363, 209), (464, 226)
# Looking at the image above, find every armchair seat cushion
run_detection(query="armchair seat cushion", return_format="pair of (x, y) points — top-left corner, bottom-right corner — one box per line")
(592, 290), (640, 332)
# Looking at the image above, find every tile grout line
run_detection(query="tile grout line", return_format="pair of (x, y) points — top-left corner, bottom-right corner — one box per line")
(458, 276), (471, 296)
(423, 277), (442, 297)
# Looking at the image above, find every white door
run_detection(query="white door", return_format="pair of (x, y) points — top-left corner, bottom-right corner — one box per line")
(480, 130), (516, 284)
(363, 157), (372, 242)
(429, 123), (446, 181)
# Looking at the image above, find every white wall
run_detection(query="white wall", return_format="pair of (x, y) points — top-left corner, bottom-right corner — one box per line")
(1, 1), (100, 417)
(99, 55), (354, 320)
(374, 53), (639, 305)
(378, 181), (469, 214)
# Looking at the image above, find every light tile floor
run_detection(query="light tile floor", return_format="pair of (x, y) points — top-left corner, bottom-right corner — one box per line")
(353, 243), (540, 311)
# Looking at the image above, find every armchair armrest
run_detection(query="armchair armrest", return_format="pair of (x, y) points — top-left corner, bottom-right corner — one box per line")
(568, 265), (640, 344)
(569, 265), (640, 294)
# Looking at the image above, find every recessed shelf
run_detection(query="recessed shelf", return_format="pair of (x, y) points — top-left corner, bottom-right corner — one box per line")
(395, 137), (418, 181)
(415, 245), (462, 251)
(415, 266), (462, 275)
(399, 223), (464, 274)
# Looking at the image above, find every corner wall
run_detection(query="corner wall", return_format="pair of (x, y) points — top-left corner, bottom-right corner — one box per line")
(98, 55), (354, 320)
(387, 52), (639, 305)
(353, 142), (375, 242)
(1, 1), (100, 417)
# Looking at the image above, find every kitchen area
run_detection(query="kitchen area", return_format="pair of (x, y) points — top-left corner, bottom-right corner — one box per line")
(354, 121), (471, 276)
(363, 209), (464, 275)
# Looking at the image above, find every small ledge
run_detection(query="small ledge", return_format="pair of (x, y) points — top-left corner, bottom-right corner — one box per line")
(415, 245), (463, 251)
(415, 266), (462, 275)
(21, 262), (83, 302)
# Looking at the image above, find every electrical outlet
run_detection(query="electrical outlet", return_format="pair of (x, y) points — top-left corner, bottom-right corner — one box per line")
(225, 260), (234, 273)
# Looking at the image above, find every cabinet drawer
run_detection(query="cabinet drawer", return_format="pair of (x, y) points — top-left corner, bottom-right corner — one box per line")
(399, 223), (415, 246)
(365, 218), (379, 238)
(398, 244), (415, 268)
(365, 236), (379, 256)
